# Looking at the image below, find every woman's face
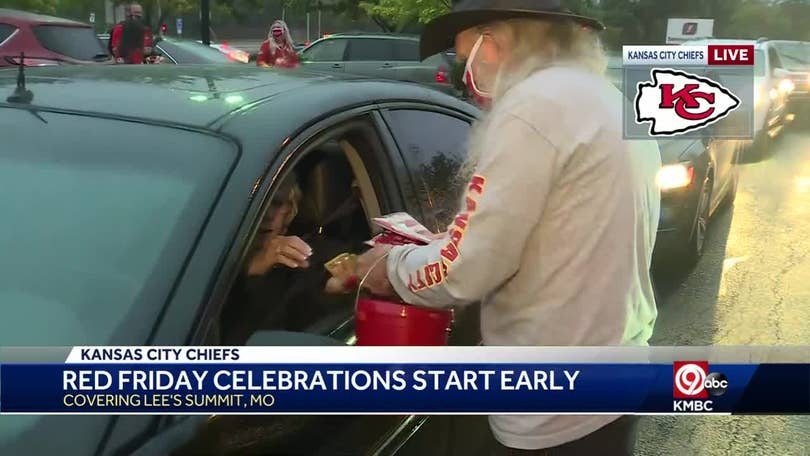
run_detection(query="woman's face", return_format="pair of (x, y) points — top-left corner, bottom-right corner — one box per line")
(259, 185), (298, 236)
(271, 26), (285, 42)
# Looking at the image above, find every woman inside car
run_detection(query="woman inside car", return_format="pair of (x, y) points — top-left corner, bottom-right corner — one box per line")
(219, 176), (312, 344)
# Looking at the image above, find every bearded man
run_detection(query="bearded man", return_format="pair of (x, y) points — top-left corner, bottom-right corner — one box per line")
(356, 1), (663, 454)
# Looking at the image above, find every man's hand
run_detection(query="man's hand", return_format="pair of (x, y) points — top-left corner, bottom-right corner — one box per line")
(356, 245), (396, 297)
(248, 235), (312, 275)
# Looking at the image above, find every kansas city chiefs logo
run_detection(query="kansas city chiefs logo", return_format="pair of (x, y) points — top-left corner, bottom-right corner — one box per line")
(635, 68), (741, 136)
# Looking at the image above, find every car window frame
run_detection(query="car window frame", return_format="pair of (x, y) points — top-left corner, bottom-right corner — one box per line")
(153, 42), (178, 63)
(0, 23), (18, 47)
(391, 38), (419, 62)
(377, 104), (478, 232)
(301, 37), (348, 62)
(31, 23), (107, 60)
(141, 104), (410, 456)
(345, 37), (397, 62)
(767, 45), (783, 73)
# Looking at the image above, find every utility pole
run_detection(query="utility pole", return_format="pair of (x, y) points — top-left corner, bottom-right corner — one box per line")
(201, 0), (211, 45)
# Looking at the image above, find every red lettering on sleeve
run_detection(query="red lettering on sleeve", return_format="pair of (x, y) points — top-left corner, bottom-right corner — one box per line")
(453, 213), (469, 230)
(449, 229), (464, 245)
(465, 196), (477, 212)
(468, 175), (486, 195)
(440, 242), (459, 263)
(425, 262), (443, 286)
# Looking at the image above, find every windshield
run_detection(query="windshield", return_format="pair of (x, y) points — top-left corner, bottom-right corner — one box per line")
(772, 42), (810, 70)
(156, 39), (235, 64)
(0, 109), (236, 347)
(32, 25), (107, 61)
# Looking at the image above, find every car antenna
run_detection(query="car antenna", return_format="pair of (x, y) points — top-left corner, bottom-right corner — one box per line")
(7, 52), (34, 104)
(6, 52), (47, 124)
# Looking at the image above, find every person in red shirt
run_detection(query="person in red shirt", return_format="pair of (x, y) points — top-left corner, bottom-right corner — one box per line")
(256, 20), (299, 69)
(111, 4), (152, 64)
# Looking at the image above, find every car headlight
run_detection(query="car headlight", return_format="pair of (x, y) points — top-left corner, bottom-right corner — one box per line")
(779, 78), (795, 94)
(657, 164), (695, 191)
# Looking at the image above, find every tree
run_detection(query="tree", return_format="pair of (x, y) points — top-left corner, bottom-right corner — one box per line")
(358, 0), (450, 31)
(4, 0), (97, 16)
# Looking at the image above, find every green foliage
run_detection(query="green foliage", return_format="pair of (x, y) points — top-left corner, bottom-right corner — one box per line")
(358, 0), (449, 30)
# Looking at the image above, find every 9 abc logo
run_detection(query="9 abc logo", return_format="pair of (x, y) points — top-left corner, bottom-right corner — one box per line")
(673, 361), (728, 399)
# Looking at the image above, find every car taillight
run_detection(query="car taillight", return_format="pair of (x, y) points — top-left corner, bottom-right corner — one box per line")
(436, 65), (449, 83)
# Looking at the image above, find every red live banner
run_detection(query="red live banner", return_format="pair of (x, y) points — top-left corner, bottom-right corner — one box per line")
(708, 44), (755, 65)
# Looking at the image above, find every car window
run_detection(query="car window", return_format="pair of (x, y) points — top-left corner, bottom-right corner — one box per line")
(754, 49), (766, 77)
(392, 39), (419, 61)
(32, 25), (107, 60)
(0, 23), (17, 45)
(772, 42), (810, 71)
(0, 108), (236, 348)
(155, 40), (233, 64)
(423, 53), (449, 66)
(302, 39), (347, 61)
(767, 46), (782, 72)
(384, 109), (472, 231)
(346, 38), (395, 61)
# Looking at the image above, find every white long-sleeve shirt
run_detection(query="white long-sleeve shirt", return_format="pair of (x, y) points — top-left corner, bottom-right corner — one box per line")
(386, 65), (662, 449)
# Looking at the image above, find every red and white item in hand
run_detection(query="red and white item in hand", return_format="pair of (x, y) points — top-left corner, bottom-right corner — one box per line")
(366, 212), (435, 246)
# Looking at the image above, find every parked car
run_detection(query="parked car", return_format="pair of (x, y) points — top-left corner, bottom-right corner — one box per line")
(683, 38), (794, 151)
(200, 41), (250, 63)
(770, 40), (810, 115)
(606, 56), (740, 266)
(0, 64), (490, 455)
(155, 38), (247, 64)
(298, 33), (458, 95)
(97, 34), (246, 65)
(0, 8), (111, 67)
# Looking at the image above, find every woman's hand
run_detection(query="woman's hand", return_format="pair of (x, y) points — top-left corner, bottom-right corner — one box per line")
(248, 235), (312, 275)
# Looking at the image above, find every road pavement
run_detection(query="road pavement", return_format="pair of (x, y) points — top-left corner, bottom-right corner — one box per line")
(636, 126), (810, 456)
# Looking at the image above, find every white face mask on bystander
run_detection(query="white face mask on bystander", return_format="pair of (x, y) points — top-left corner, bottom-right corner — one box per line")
(464, 34), (497, 109)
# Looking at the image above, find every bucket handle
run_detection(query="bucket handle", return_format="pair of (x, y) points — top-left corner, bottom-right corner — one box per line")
(354, 250), (392, 312)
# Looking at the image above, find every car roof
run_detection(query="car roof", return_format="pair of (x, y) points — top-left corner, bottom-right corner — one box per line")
(681, 38), (766, 49)
(323, 33), (419, 41)
(0, 64), (473, 133)
(0, 8), (89, 27)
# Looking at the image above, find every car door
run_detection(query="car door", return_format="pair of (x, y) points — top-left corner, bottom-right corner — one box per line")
(766, 46), (790, 117)
(375, 107), (493, 455)
(390, 39), (425, 82)
(704, 137), (738, 209)
(344, 37), (399, 80)
(299, 37), (348, 72)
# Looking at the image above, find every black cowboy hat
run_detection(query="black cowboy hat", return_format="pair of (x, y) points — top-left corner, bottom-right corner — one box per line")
(420, 0), (605, 60)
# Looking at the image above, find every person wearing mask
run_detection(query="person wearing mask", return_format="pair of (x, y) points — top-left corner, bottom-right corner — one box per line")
(111, 4), (153, 64)
(256, 20), (300, 68)
(355, 0), (662, 454)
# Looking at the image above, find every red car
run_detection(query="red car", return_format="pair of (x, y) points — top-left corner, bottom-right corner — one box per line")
(0, 8), (112, 67)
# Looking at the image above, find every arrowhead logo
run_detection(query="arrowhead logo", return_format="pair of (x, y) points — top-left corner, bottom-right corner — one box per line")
(635, 68), (741, 136)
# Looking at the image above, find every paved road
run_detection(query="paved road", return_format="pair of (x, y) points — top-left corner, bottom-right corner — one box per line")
(636, 126), (810, 456)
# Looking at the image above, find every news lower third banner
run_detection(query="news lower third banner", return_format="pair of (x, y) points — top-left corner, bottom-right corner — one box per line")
(0, 347), (807, 415)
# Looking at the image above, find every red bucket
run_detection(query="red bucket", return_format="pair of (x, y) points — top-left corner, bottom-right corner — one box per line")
(355, 298), (453, 346)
